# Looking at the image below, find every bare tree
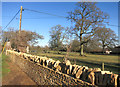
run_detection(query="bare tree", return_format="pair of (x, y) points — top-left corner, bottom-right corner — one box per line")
(94, 27), (118, 54)
(67, 2), (108, 56)
(63, 27), (73, 62)
(2, 28), (44, 52)
(83, 35), (102, 53)
(49, 25), (65, 51)
(71, 39), (80, 52)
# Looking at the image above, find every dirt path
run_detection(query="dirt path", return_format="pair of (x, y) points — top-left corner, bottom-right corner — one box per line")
(2, 60), (37, 85)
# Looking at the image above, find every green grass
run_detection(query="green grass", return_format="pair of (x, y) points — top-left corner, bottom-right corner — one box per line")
(31, 51), (119, 74)
(1, 54), (10, 77)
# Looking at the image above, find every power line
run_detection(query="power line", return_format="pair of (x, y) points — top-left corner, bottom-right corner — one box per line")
(2, 16), (120, 27)
(8, 8), (120, 28)
(2, 8), (120, 30)
(3, 9), (20, 31)
(22, 8), (120, 28)
(24, 8), (67, 18)
(107, 24), (120, 27)
(3, 17), (65, 19)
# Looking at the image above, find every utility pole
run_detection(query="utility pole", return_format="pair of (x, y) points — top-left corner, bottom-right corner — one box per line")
(18, 6), (23, 52)
(19, 6), (23, 33)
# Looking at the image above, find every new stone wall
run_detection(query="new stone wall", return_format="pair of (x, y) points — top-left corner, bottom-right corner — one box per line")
(6, 50), (119, 86)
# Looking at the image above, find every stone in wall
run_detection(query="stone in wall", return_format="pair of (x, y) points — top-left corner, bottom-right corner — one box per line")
(75, 67), (84, 79)
(72, 65), (81, 77)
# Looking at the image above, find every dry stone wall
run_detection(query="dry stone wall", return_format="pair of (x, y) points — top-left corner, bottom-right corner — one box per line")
(6, 50), (119, 86)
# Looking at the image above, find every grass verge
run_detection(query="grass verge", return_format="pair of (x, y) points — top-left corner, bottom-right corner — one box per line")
(2, 54), (10, 77)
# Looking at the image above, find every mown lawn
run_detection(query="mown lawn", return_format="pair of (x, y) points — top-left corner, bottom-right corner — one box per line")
(31, 51), (119, 74)
(1, 54), (10, 77)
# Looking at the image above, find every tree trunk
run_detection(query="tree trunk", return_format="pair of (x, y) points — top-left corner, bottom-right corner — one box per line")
(80, 44), (84, 56)
(65, 44), (72, 61)
(80, 34), (84, 56)
(103, 45), (105, 54)
(65, 45), (68, 62)
(102, 41), (105, 54)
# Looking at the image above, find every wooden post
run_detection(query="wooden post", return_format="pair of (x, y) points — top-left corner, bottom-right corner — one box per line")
(18, 6), (23, 51)
(102, 62), (104, 71)
(26, 46), (29, 53)
(19, 6), (23, 34)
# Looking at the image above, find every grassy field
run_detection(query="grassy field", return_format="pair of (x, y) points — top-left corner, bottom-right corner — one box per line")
(1, 54), (10, 77)
(31, 51), (119, 74)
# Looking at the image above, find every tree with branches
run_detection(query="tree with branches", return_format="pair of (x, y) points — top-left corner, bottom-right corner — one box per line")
(49, 25), (65, 51)
(94, 27), (118, 54)
(67, 2), (108, 56)
(2, 27), (44, 52)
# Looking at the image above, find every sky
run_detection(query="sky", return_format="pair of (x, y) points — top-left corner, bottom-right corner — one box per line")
(2, 2), (119, 47)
